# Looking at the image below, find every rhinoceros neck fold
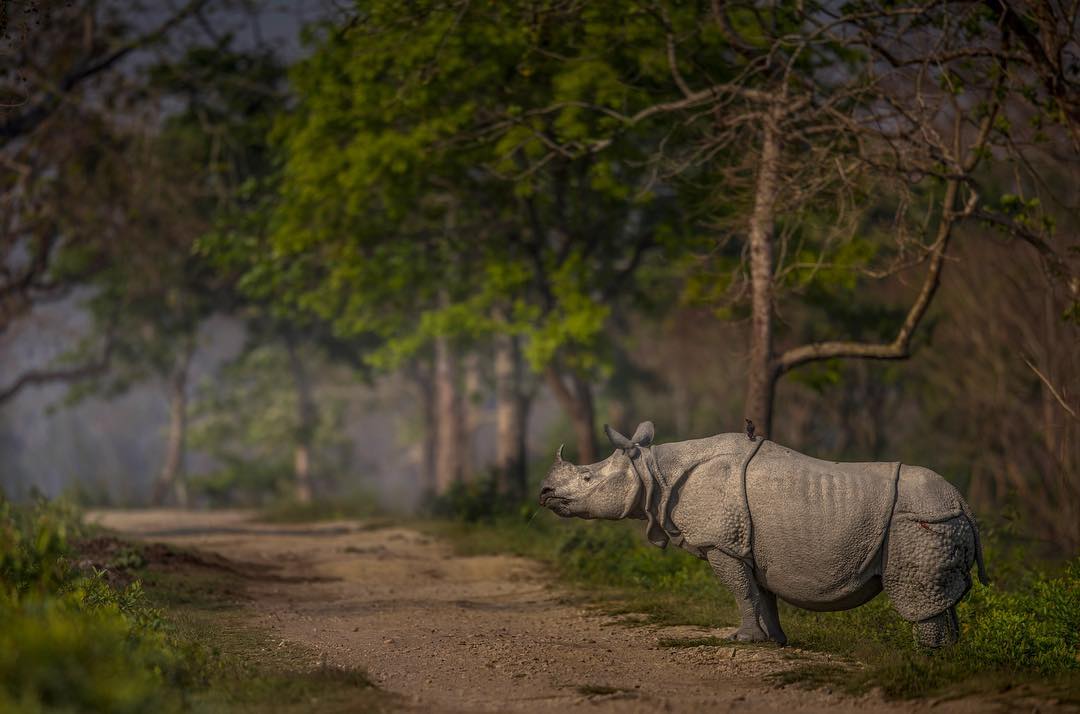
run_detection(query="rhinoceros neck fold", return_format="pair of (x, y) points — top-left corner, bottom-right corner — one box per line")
(625, 445), (670, 548)
(651, 434), (766, 557)
(629, 436), (764, 552)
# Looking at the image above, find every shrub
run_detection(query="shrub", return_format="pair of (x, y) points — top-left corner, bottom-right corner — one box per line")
(0, 499), (81, 598)
(0, 498), (204, 713)
(426, 476), (520, 523)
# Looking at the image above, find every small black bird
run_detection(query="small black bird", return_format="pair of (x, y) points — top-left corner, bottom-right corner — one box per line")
(744, 418), (756, 441)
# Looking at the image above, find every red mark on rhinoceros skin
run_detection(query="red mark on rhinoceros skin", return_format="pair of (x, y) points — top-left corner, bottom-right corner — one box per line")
(918, 521), (931, 531)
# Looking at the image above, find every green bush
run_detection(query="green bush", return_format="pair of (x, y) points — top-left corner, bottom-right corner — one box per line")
(0, 499), (204, 713)
(961, 561), (1080, 674)
(426, 476), (521, 523)
(0, 499), (81, 598)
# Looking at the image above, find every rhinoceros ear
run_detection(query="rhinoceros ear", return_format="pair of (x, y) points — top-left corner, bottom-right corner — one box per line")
(630, 421), (654, 447)
(604, 424), (634, 450)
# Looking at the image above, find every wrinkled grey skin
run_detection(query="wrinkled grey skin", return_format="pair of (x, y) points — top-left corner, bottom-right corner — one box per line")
(539, 422), (988, 648)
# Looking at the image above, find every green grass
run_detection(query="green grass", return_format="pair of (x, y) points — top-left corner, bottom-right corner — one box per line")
(423, 510), (1080, 701)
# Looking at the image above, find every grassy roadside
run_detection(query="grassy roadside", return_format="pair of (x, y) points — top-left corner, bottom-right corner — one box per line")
(421, 509), (1080, 703)
(0, 499), (390, 713)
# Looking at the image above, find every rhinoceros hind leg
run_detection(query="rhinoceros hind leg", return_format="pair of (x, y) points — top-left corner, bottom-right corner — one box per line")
(706, 550), (784, 644)
(913, 606), (959, 648)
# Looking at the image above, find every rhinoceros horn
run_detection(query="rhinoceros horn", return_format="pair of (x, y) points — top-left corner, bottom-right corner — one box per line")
(556, 444), (565, 462)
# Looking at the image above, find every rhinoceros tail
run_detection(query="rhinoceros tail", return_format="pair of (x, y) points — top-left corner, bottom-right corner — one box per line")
(959, 497), (989, 585)
(973, 528), (989, 586)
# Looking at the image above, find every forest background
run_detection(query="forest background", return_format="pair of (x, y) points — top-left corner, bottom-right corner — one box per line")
(1, 0), (1077, 559)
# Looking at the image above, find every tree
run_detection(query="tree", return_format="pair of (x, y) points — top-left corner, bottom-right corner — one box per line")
(61, 130), (218, 505)
(187, 336), (349, 506)
(0, 0), (210, 339)
(55, 42), (286, 505)
(0, 1), (226, 417)
(480, 1), (1078, 437)
(234, 1), (682, 485)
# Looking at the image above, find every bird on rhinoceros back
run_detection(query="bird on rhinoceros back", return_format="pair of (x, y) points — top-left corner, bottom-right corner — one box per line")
(537, 420), (988, 648)
(744, 418), (756, 441)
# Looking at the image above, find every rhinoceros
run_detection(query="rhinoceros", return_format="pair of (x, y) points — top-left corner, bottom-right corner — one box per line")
(538, 422), (987, 647)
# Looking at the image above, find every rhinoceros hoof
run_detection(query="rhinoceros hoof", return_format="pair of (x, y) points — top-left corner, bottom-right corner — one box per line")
(728, 627), (770, 643)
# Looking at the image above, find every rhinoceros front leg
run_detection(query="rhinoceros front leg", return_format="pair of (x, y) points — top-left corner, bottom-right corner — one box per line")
(706, 550), (787, 645)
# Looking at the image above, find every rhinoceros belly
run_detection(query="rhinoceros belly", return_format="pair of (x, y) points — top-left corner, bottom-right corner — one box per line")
(745, 442), (900, 611)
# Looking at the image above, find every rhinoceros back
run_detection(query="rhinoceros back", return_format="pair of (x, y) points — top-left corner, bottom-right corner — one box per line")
(745, 442), (900, 610)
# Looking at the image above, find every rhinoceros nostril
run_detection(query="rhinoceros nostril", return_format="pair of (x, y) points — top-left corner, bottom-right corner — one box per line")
(539, 486), (554, 504)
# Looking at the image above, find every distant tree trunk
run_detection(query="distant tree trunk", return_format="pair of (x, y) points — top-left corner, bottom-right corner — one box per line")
(545, 366), (597, 464)
(412, 360), (438, 494)
(153, 340), (194, 507)
(744, 106), (782, 439)
(434, 334), (463, 493)
(460, 351), (482, 482)
(285, 336), (315, 504)
(494, 331), (528, 498)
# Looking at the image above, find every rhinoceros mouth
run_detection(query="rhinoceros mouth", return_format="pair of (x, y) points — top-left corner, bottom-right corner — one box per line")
(541, 495), (573, 514)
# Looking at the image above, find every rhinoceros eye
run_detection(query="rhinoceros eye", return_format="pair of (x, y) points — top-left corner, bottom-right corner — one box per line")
(582, 473), (591, 482)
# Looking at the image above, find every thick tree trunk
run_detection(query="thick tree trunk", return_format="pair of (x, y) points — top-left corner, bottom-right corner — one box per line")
(744, 107), (782, 438)
(153, 342), (193, 507)
(494, 331), (528, 498)
(285, 337), (315, 504)
(434, 334), (463, 493)
(545, 366), (597, 464)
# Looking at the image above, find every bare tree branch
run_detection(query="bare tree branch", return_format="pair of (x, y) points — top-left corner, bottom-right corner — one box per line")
(0, 0), (212, 142)
(774, 180), (973, 376)
(1024, 356), (1079, 421)
(0, 333), (113, 404)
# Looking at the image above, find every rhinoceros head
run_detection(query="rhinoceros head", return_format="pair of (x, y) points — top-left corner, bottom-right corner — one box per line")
(537, 422), (655, 520)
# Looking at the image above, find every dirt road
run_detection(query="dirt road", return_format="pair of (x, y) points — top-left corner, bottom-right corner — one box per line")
(89, 510), (1035, 713)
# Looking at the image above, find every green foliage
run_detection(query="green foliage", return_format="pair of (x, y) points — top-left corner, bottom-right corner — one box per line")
(188, 343), (348, 505)
(0, 499), (205, 713)
(425, 477), (521, 523)
(204, 0), (687, 390)
(0, 498), (387, 712)
(0, 500), (79, 598)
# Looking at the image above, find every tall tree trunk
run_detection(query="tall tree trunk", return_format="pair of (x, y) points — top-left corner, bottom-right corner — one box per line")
(494, 331), (528, 498)
(434, 334), (462, 493)
(153, 340), (193, 507)
(413, 361), (438, 494)
(744, 106), (782, 438)
(460, 351), (481, 482)
(285, 336), (316, 504)
(545, 366), (597, 463)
